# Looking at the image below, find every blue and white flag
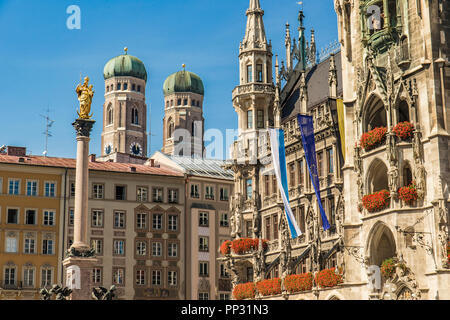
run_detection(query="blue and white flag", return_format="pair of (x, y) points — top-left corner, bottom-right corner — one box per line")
(297, 114), (330, 231)
(269, 128), (302, 239)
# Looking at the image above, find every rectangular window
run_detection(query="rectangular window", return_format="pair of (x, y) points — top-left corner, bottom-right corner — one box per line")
(136, 241), (147, 256)
(299, 206), (306, 234)
(168, 189), (178, 203)
(256, 64), (263, 82)
(298, 159), (304, 186)
(247, 267), (253, 282)
(219, 188), (229, 201)
(152, 187), (163, 202)
(265, 216), (271, 240)
(4, 268), (16, 286)
(114, 211), (126, 229)
(152, 242), (162, 257)
(317, 152), (323, 177)
(113, 268), (124, 285)
(220, 212), (229, 227)
(91, 239), (103, 255)
(289, 163), (296, 187)
(198, 292), (209, 300)
(246, 220), (253, 238)
(43, 210), (55, 226)
(273, 215), (278, 240)
(153, 214), (162, 230)
(246, 65), (253, 83)
(42, 239), (54, 255)
(70, 182), (75, 197)
(329, 197), (336, 229)
(205, 186), (214, 200)
(9, 179), (20, 195)
(137, 187), (148, 202)
(115, 185), (126, 200)
(136, 270), (146, 285)
(219, 293), (230, 300)
(199, 212), (209, 227)
(257, 110), (264, 128)
(247, 110), (253, 129)
(91, 210), (103, 227)
(25, 209), (36, 225)
(6, 237), (17, 253)
(41, 269), (53, 287)
(92, 184), (104, 199)
(168, 271), (177, 286)
(327, 148), (334, 174)
(7, 209), (18, 224)
(26, 180), (38, 196)
(168, 215), (178, 231)
(220, 263), (229, 278)
(44, 182), (56, 197)
(23, 268), (34, 287)
(24, 238), (36, 254)
(265, 175), (270, 196)
(92, 268), (102, 284)
(190, 184), (199, 198)
(168, 243), (178, 258)
(272, 175), (277, 194)
(113, 240), (125, 255)
(123, 83), (128, 90)
(199, 261), (209, 277)
(69, 208), (74, 226)
(199, 236), (209, 252)
(152, 270), (161, 286)
(246, 179), (253, 200)
(136, 213), (147, 229)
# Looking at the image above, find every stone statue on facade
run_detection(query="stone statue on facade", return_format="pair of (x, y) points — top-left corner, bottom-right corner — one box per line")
(388, 166), (399, 196)
(280, 217), (292, 281)
(225, 259), (239, 289)
(76, 76), (94, 120)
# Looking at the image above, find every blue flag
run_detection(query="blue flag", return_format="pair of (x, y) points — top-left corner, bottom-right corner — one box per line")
(269, 129), (302, 239)
(297, 114), (330, 231)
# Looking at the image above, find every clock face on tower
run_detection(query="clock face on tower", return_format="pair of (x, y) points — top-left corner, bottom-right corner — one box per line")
(130, 142), (143, 156)
(104, 143), (112, 155)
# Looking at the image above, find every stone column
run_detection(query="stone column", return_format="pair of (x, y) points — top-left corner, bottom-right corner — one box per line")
(63, 118), (98, 300)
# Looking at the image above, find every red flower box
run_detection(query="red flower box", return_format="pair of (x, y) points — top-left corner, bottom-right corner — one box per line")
(284, 273), (313, 293)
(392, 121), (414, 140)
(315, 268), (343, 288)
(233, 282), (256, 300)
(230, 238), (268, 255)
(256, 278), (282, 297)
(362, 190), (390, 213)
(381, 258), (396, 278)
(360, 127), (387, 151)
(398, 183), (418, 204)
(220, 240), (232, 255)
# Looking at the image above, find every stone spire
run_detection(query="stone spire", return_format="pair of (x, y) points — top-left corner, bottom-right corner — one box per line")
(285, 23), (293, 72)
(297, 10), (307, 70)
(309, 28), (317, 65)
(242, 0), (268, 49)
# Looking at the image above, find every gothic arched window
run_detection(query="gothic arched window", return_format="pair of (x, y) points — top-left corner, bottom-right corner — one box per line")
(107, 105), (113, 125)
(402, 163), (412, 187)
(398, 100), (410, 123)
(365, 96), (387, 132)
(168, 119), (174, 139)
(246, 65), (253, 83)
(131, 108), (139, 125)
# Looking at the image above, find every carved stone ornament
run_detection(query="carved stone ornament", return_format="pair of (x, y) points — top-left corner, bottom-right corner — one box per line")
(67, 246), (96, 258)
(40, 284), (73, 301)
(72, 118), (96, 138)
(380, 256), (421, 300)
(92, 285), (116, 300)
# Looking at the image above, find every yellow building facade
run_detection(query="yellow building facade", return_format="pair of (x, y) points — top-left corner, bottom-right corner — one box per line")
(0, 155), (64, 300)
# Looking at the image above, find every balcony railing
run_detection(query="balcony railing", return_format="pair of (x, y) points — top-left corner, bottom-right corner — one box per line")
(232, 83), (275, 100)
(0, 281), (24, 290)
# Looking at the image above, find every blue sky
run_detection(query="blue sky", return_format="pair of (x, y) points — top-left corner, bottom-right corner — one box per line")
(0, 0), (338, 159)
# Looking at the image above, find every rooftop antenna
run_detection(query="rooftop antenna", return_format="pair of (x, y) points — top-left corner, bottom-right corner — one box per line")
(41, 107), (55, 157)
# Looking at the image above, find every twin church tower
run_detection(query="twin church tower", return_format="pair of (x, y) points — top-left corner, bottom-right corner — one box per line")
(99, 48), (205, 163)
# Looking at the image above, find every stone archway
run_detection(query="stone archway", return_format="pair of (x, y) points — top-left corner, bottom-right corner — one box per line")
(366, 159), (389, 194)
(367, 222), (396, 267)
(364, 94), (387, 132)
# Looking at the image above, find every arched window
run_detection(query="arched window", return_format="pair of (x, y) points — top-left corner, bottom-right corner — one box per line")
(117, 83), (121, 90)
(398, 100), (410, 123)
(131, 108), (139, 125)
(132, 84), (136, 91)
(107, 105), (113, 125)
(367, 159), (389, 193)
(365, 96), (387, 132)
(369, 223), (396, 267)
(183, 99), (188, 105)
(197, 101), (200, 107)
(256, 63), (263, 82)
(177, 99), (182, 106)
(246, 65), (253, 83)
(168, 119), (174, 138)
(123, 83), (128, 90)
(137, 85), (141, 92)
(166, 101), (169, 108)
(192, 99), (196, 106)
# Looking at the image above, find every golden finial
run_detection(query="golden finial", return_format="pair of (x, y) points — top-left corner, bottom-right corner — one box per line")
(182, 64), (186, 70)
(124, 47), (128, 55)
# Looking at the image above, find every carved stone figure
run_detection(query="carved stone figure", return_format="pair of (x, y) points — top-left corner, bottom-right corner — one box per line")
(92, 285), (116, 300)
(414, 164), (426, 199)
(388, 166), (399, 195)
(226, 259), (239, 288)
(76, 76), (94, 120)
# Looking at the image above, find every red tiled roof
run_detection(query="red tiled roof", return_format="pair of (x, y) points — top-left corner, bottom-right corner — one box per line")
(0, 154), (183, 177)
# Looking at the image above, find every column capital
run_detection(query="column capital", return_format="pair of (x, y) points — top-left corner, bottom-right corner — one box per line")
(72, 119), (96, 138)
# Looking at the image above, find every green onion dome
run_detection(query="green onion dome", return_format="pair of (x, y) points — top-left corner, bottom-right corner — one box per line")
(163, 68), (204, 96)
(103, 48), (147, 81)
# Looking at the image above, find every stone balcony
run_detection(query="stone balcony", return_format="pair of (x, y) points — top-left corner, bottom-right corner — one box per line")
(232, 83), (275, 101)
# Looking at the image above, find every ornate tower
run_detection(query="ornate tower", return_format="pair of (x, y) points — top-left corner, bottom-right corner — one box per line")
(100, 48), (148, 161)
(162, 66), (205, 157)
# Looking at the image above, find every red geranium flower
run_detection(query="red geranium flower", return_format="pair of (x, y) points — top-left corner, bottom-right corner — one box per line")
(392, 121), (414, 140)
(360, 127), (387, 151)
(315, 268), (343, 288)
(256, 278), (282, 297)
(284, 273), (313, 293)
(233, 282), (256, 300)
(362, 190), (390, 213)
(398, 182), (418, 205)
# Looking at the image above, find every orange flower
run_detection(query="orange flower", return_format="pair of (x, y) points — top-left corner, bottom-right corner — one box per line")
(315, 268), (343, 288)
(360, 127), (387, 151)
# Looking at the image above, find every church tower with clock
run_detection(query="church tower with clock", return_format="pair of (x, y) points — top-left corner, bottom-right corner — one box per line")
(99, 48), (148, 162)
